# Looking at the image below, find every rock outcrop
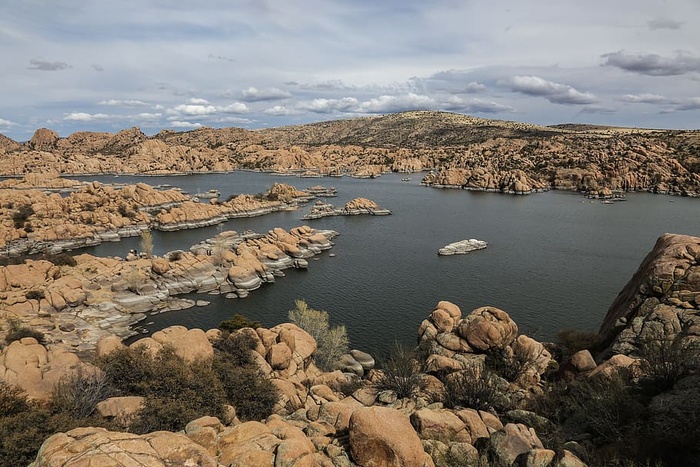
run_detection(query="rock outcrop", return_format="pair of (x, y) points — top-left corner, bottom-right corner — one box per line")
(302, 197), (391, 220)
(418, 302), (553, 388)
(597, 233), (700, 357)
(0, 179), (318, 257)
(2, 111), (700, 196)
(438, 239), (488, 255)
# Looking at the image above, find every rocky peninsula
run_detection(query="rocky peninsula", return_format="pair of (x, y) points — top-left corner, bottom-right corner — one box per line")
(0, 225), (337, 353)
(0, 175), (320, 257)
(302, 197), (391, 220)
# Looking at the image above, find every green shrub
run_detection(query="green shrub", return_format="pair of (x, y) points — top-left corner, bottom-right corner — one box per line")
(97, 346), (240, 433)
(213, 330), (257, 366)
(0, 380), (97, 467)
(373, 342), (423, 399)
(219, 313), (262, 333)
(288, 299), (349, 371)
(213, 357), (279, 421)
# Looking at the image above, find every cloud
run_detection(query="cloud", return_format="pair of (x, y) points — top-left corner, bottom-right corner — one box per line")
(505, 75), (597, 105)
(188, 98), (210, 105)
(297, 97), (359, 114)
(442, 97), (515, 114)
(647, 18), (683, 30)
(601, 50), (700, 76)
(263, 105), (297, 116)
(463, 81), (487, 93)
(28, 58), (71, 71)
(64, 112), (109, 121)
(0, 118), (16, 127)
(133, 113), (162, 120)
(672, 97), (700, 111)
(579, 105), (617, 115)
(170, 102), (248, 116)
(240, 87), (292, 102)
(357, 93), (435, 113)
(99, 99), (150, 107)
(168, 120), (203, 129)
(619, 93), (670, 104)
(208, 54), (235, 63)
(296, 80), (360, 92)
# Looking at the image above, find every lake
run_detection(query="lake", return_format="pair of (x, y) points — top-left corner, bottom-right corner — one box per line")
(72, 171), (699, 356)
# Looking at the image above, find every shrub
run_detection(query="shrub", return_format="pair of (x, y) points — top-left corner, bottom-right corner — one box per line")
(25, 289), (45, 301)
(439, 366), (511, 412)
(98, 346), (229, 433)
(555, 328), (599, 360)
(563, 369), (646, 462)
(288, 299), (349, 371)
(212, 330), (257, 366)
(139, 230), (154, 258)
(373, 342), (423, 399)
(4, 319), (45, 345)
(219, 313), (262, 333)
(41, 252), (77, 267)
(123, 267), (146, 294)
(213, 357), (279, 421)
(484, 345), (535, 383)
(0, 380), (93, 467)
(168, 250), (184, 262)
(51, 366), (112, 419)
(12, 204), (34, 228)
(637, 331), (700, 394)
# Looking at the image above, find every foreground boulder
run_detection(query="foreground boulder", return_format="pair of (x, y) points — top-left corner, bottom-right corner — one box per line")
(30, 427), (218, 467)
(349, 406), (435, 467)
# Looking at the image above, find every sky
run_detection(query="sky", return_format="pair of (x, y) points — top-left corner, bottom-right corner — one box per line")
(1, 0), (699, 141)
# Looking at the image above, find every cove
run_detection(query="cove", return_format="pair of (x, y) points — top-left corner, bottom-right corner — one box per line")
(73, 171), (699, 356)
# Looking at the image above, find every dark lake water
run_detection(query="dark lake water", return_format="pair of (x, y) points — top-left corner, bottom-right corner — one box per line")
(70, 171), (699, 356)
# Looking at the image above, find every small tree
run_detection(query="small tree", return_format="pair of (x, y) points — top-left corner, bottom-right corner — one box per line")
(139, 230), (154, 258)
(288, 300), (349, 371)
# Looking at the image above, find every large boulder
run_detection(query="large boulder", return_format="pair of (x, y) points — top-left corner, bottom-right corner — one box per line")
(349, 406), (434, 467)
(30, 427), (218, 467)
(150, 326), (213, 363)
(457, 306), (518, 351)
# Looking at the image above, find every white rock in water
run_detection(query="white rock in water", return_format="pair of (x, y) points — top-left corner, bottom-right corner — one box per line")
(438, 239), (488, 256)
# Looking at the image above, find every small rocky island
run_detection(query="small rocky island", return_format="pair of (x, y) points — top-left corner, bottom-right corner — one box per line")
(302, 197), (391, 220)
(438, 239), (488, 255)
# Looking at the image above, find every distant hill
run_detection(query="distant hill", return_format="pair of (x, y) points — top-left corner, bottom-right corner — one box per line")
(1, 111), (699, 196)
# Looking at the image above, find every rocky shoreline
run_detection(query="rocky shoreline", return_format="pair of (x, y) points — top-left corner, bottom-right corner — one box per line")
(1, 232), (700, 465)
(0, 175), (327, 257)
(0, 226), (337, 353)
